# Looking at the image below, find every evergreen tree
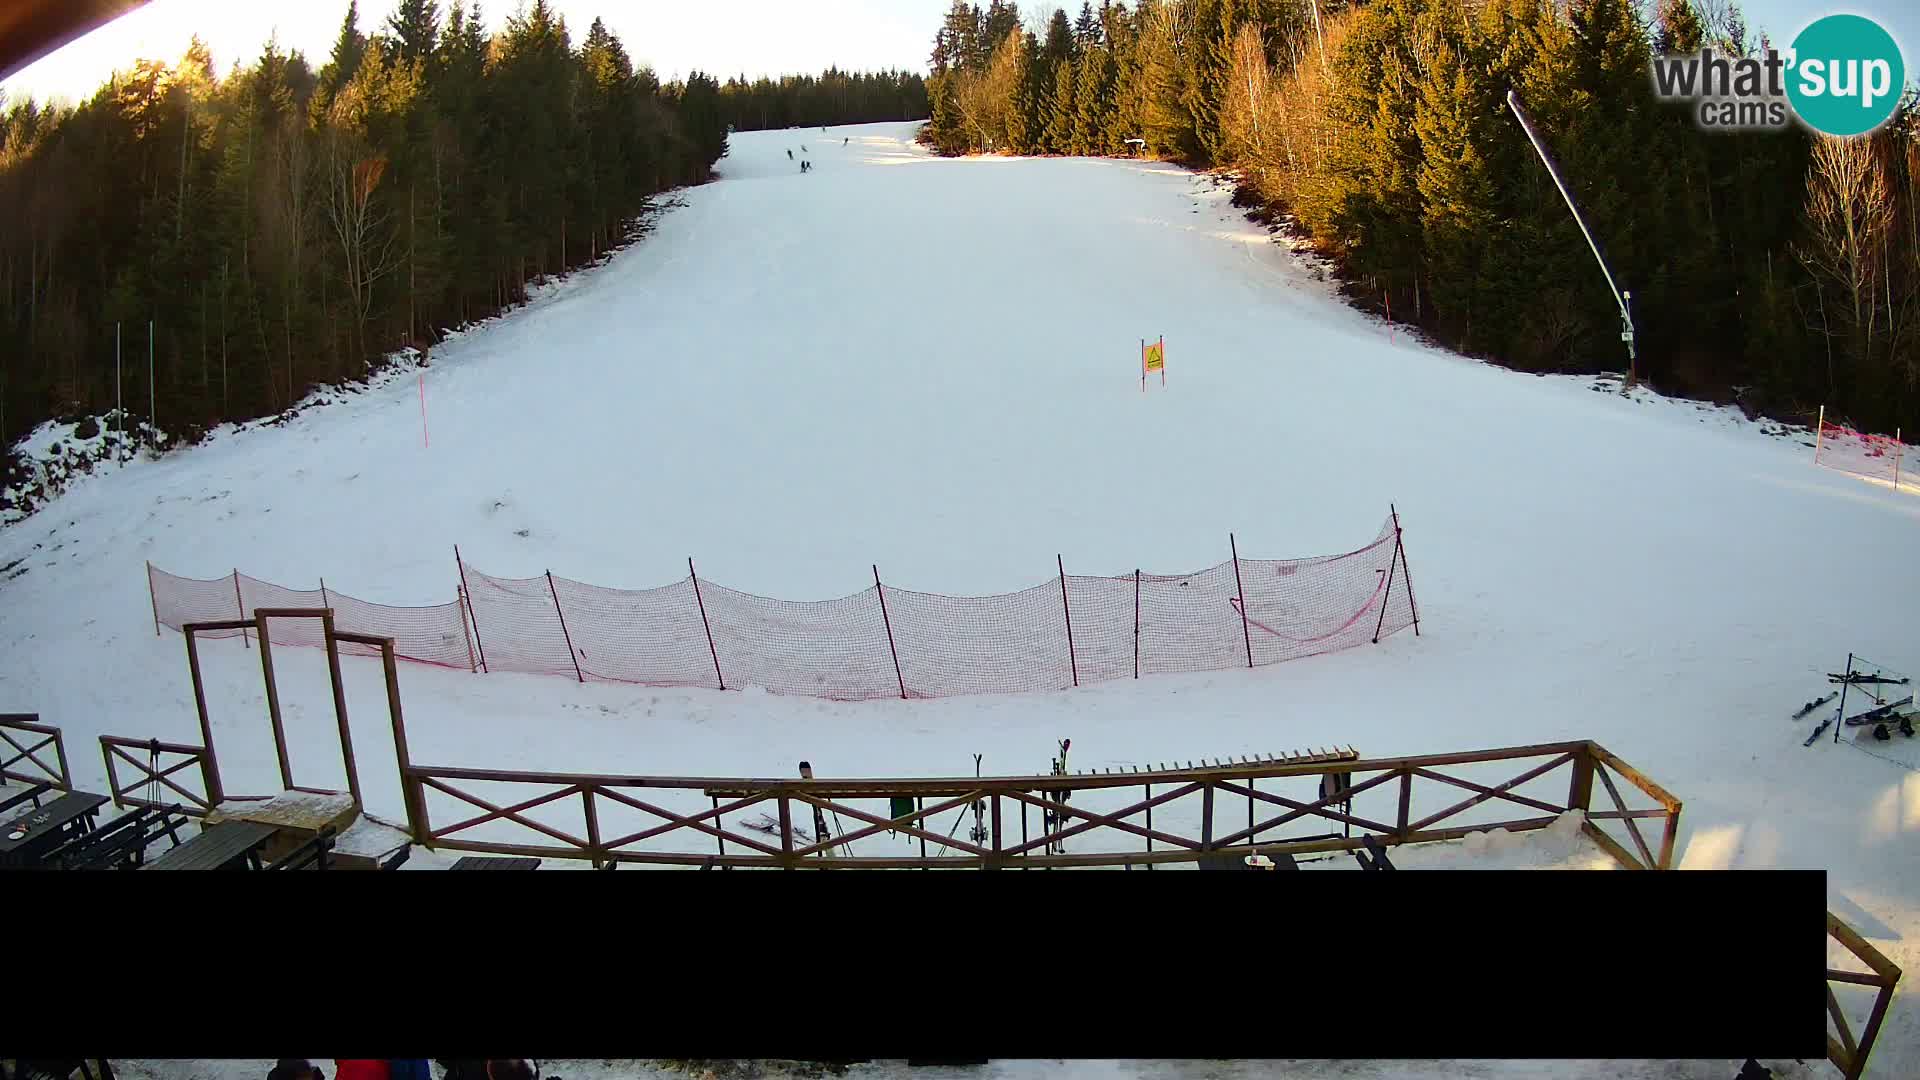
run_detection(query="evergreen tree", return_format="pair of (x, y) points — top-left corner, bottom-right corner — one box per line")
(1044, 58), (1077, 154)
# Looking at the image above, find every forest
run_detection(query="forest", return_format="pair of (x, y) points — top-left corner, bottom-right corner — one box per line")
(719, 69), (928, 132)
(0, 1), (925, 460)
(919, 0), (1920, 439)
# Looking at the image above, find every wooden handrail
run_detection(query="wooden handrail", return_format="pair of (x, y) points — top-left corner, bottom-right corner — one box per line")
(399, 741), (1678, 872)
(1826, 911), (1902, 1080)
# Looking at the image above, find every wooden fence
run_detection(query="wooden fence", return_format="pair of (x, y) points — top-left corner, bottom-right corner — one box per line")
(395, 739), (1682, 870)
(98, 735), (219, 816)
(1826, 911), (1903, 1080)
(0, 713), (72, 791)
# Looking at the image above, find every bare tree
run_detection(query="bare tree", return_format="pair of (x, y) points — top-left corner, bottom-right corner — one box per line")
(322, 125), (401, 359)
(1796, 134), (1893, 390)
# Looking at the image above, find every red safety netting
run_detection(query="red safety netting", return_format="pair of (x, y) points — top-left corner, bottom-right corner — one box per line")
(147, 513), (1419, 699)
(147, 565), (473, 669)
(1816, 419), (1909, 490)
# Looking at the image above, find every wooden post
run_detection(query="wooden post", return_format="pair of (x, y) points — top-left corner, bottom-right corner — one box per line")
(1374, 532), (1402, 644)
(778, 795), (795, 869)
(233, 570), (250, 648)
(381, 638), (425, 843)
(1201, 782), (1215, 850)
(1058, 555), (1078, 687)
(1568, 747), (1595, 814)
(183, 630), (225, 803)
(1814, 404), (1825, 464)
(457, 587), (478, 673)
(1133, 569), (1141, 679)
(1229, 534), (1253, 668)
(1396, 770), (1413, 839)
(255, 612), (294, 791)
(582, 787), (603, 869)
(546, 571), (585, 683)
(455, 546), (489, 673)
(143, 557), (160, 634)
(990, 794), (1002, 870)
(1145, 781), (1153, 869)
(874, 565), (907, 700)
(690, 557), (725, 690)
(320, 611), (364, 808)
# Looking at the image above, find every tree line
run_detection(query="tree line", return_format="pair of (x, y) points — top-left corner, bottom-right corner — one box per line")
(0, 0), (737, 458)
(921, 0), (1920, 439)
(718, 69), (928, 132)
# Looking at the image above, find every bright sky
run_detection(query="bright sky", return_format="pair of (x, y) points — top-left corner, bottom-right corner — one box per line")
(2, 0), (1917, 107)
(0, 0), (953, 106)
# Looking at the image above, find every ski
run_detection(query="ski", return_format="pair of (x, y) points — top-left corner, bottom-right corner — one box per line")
(1792, 692), (1838, 720)
(1803, 716), (1835, 746)
(1828, 672), (1910, 686)
(1043, 738), (1071, 856)
(1842, 695), (1913, 726)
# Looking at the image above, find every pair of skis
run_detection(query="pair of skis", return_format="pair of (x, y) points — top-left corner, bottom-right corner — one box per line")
(1043, 739), (1071, 856)
(1828, 672), (1909, 686)
(1800, 694), (1916, 746)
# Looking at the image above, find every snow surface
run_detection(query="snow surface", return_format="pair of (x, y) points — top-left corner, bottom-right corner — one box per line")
(3, 122), (1918, 1075)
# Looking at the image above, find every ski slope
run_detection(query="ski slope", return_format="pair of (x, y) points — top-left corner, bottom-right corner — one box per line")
(3, 122), (1918, 1075)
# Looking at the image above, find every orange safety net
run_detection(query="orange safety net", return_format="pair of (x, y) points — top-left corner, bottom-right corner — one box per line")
(148, 514), (1418, 699)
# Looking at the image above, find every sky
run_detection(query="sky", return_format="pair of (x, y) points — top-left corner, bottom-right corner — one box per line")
(2, 0), (1919, 108)
(0, 0), (952, 105)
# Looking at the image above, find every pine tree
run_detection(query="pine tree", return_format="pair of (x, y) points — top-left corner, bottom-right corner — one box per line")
(386, 0), (441, 64)
(1072, 45), (1115, 155)
(1044, 58), (1076, 154)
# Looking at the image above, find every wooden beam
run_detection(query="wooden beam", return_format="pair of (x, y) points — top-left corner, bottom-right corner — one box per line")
(1592, 762), (1656, 869)
(1408, 753), (1575, 833)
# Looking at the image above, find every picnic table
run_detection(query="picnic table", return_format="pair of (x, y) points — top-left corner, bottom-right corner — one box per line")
(143, 820), (280, 871)
(0, 790), (109, 867)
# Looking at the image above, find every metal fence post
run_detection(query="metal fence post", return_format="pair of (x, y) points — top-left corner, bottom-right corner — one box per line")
(690, 557), (725, 690)
(456, 545), (489, 673)
(1133, 569), (1141, 679)
(1229, 535), (1252, 668)
(233, 569), (250, 648)
(874, 565), (907, 700)
(146, 557), (162, 634)
(546, 571), (585, 683)
(1057, 555), (1078, 688)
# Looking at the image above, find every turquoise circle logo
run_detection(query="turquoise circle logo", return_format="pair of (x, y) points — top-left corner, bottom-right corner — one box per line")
(1786, 14), (1905, 137)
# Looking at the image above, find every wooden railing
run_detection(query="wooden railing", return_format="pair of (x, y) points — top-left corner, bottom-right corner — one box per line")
(99, 735), (219, 816)
(396, 739), (1682, 870)
(0, 713), (72, 791)
(1827, 911), (1902, 1080)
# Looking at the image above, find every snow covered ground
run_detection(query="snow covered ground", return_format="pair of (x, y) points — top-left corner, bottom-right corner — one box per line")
(3, 122), (1917, 1075)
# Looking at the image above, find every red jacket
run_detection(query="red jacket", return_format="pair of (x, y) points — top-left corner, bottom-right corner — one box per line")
(335, 1062), (391, 1080)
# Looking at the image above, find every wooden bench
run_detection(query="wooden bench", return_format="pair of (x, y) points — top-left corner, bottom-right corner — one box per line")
(144, 819), (280, 871)
(449, 856), (542, 871)
(0, 781), (54, 819)
(40, 804), (188, 870)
